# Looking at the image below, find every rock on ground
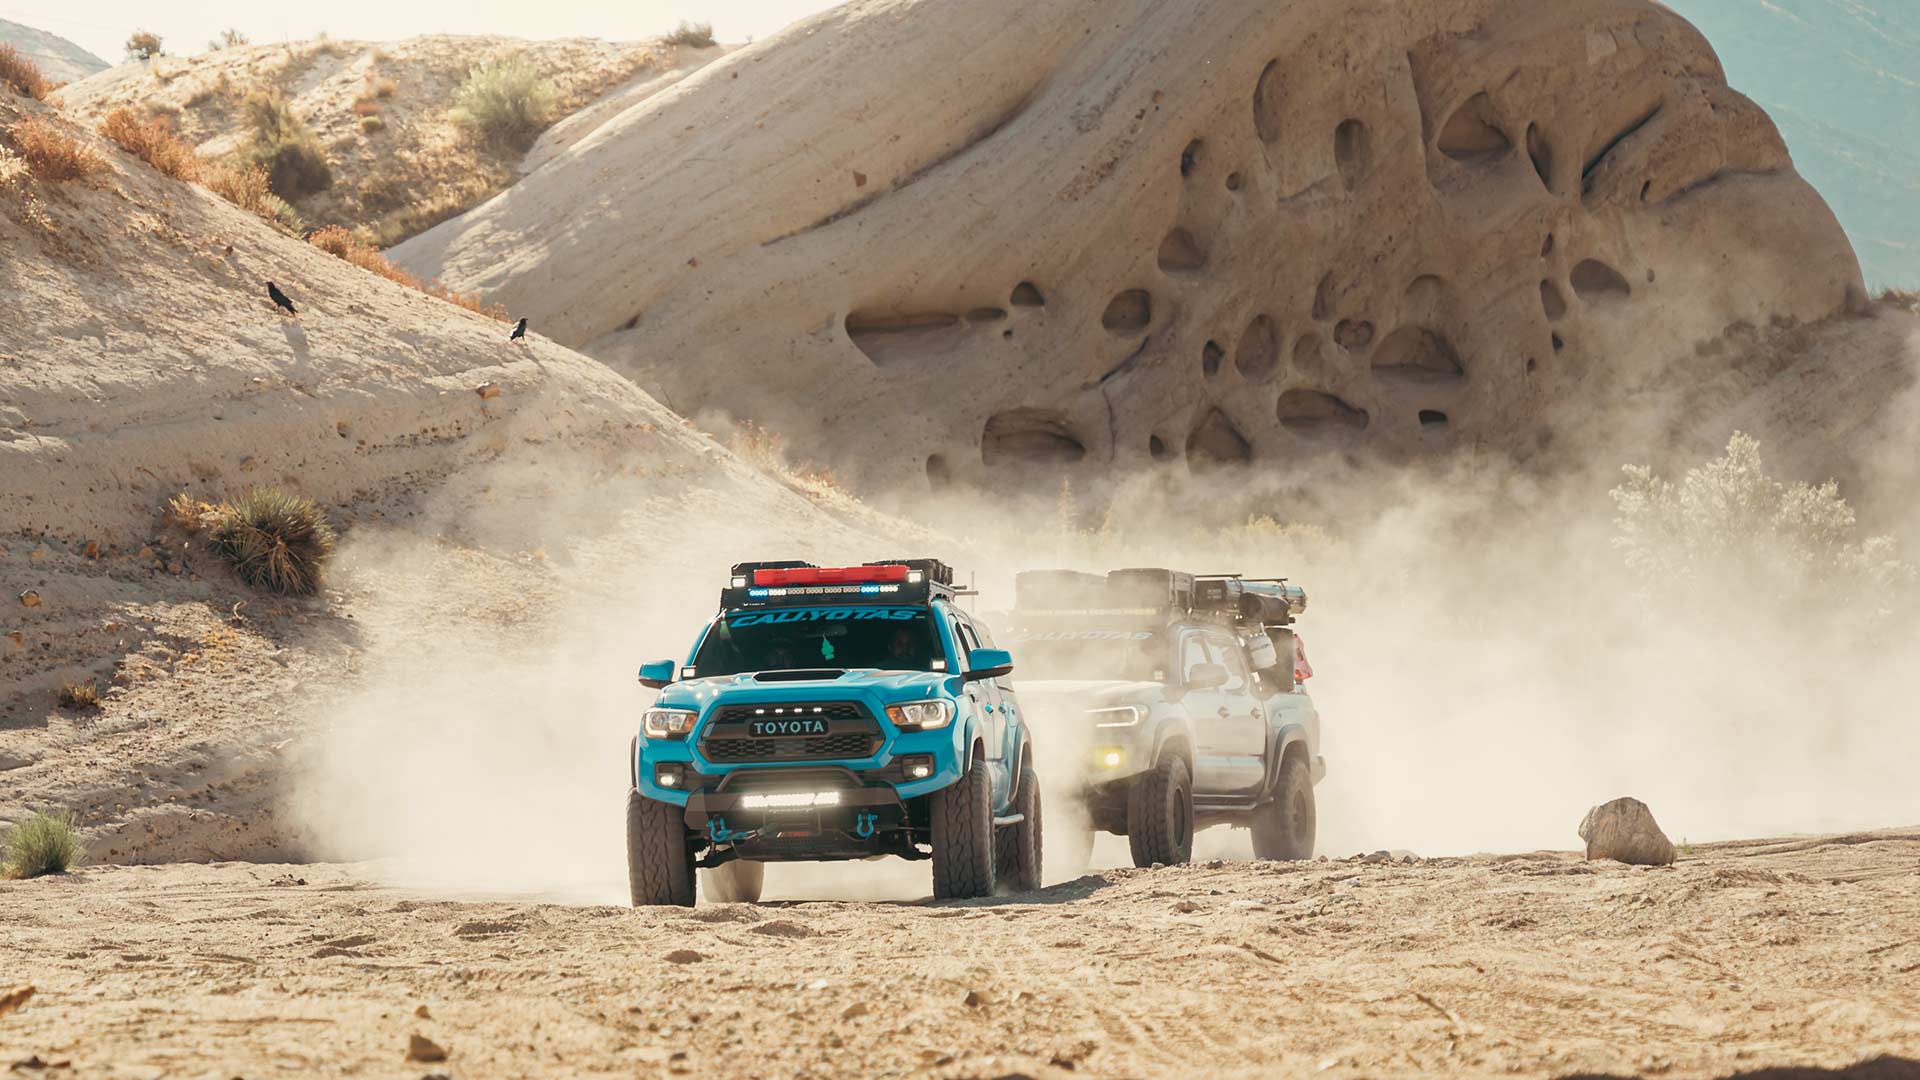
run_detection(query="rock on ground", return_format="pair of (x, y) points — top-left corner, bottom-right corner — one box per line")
(1579, 796), (1677, 865)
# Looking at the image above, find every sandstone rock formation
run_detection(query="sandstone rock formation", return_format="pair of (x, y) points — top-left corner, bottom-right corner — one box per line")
(1579, 796), (1677, 865)
(394, 0), (1864, 492)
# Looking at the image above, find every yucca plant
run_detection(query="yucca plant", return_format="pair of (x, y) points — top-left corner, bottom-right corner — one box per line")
(211, 486), (337, 595)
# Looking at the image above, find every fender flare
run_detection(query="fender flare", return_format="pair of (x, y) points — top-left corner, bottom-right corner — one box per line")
(1263, 724), (1312, 794)
(1150, 714), (1195, 769)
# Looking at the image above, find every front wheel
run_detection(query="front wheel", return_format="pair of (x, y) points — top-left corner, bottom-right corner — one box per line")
(1127, 755), (1194, 867)
(700, 859), (765, 903)
(931, 759), (996, 900)
(1251, 754), (1316, 860)
(994, 760), (1043, 893)
(627, 789), (696, 907)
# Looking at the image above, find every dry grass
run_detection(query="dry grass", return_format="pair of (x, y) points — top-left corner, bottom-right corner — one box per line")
(6, 116), (103, 182)
(57, 681), (100, 709)
(240, 90), (331, 198)
(201, 161), (304, 233)
(450, 56), (556, 148)
(210, 487), (337, 595)
(1881, 287), (1918, 314)
(1, 810), (84, 878)
(306, 225), (505, 318)
(665, 21), (717, 48)
(99, 107), (201, 181)
(351, 97), (383, 117)
(0, 43), (52, 101)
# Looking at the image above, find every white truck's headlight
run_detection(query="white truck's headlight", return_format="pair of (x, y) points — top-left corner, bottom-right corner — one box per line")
(886, 700), (954, 730)
(643, 707), (698, 739)
(1089, 705), (1144, 728)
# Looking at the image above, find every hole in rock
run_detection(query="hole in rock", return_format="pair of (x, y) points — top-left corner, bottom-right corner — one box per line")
(1157, 227), (1207, 273)
(1334, 319), (1374, 350)
(1541, 233), (1555, 257)
(1418, 410), (1449, 428)
(1011, 282), (1045, 307)
(1186, 408), (1251, 469)
(1406, 275), (1446, 305)
(1225, 171), (1244, 192)
(1277, 389), (1369, 433)
(968, 308), (1007, 323)
(1312, 272), (1335, 320)
(1334, 119), (1370, 191)
(1235, 316), (1278, 381)
(1570, 259), (1631, 304)
(1551, 333), (1565, 353)
(1101, 289), (1152, 333)
(845, 311), (966, 367)
(1202, 340), (1224, 379)
(1639, 179), (1652, 202)
(1181, 139), (1203, 177)
(1582, 104), (1663, 194)
(1526, 123), (1553, 189)
(982, 410), (1086, 468)
(1149, 435), (1172, 462)
(1540, 280), (1567, 321)
(1253, 60), (1285, 144)
(1437, 92), (1510, 163)
(1526, 357), (1538, 374)
(1372, 327), (1466, 383)
(1292, 333), (1327, 376)
(925, 454), (951, 490)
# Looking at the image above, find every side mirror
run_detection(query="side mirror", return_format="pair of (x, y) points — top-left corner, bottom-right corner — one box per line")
(964, 647), (1013, 682)
(638, 660), (677, 689)
(1186, 662), (1228, 690)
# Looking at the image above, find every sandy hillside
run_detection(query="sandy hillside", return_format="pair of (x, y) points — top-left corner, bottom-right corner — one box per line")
(0, 92), (927, 867)
(53, 36), (725, 246)
(2, 832), (1916, 1078)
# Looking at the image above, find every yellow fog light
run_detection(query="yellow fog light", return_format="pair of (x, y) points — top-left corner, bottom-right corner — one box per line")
(1095, 747), (1125, 769)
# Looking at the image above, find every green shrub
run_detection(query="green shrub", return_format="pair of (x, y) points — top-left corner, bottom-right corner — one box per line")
(2, 810), (84, 878)
(240, 90), (331, 198)
(450, 56), (556, 148)
(665, 21), (716, 48)
(211, 486), (337, 595)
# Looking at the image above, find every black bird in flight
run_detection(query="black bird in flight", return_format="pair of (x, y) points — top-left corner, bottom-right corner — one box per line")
(509, 317), (528, 342)
(266, 281), (297, 317)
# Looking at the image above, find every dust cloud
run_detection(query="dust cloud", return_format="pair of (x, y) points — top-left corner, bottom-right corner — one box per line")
(287, 379), (1920, 903)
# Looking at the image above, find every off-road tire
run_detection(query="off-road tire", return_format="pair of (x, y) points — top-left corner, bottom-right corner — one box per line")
(994, 761), (1043, 893)
(931, 759), (996, 900)
(700, 859), (765, 903)
(1126, 754), (1194, 867)
(1251, 753), (1316, 861)
(627, 788), (696, 907)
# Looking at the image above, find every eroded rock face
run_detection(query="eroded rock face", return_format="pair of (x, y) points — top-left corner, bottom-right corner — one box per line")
(394, 0), (1863, 490)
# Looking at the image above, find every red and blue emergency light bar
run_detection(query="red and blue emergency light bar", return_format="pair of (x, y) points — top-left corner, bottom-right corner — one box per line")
(720, 559), (956, 609)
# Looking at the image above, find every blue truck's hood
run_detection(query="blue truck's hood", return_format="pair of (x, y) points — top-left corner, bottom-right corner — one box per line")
(654, 669), (957, 712)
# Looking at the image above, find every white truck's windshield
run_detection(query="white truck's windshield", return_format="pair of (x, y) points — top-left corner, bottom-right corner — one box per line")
(1007, 628), (1166, 682)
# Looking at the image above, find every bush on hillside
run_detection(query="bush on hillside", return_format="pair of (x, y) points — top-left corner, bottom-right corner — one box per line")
(201, 161), (303, 233)
(126, 30), (164, 61)
(58, 681), (100, 709)
(210, 486), (337, 596)
(240, 90), (331, 198)
(6, 116), (103, 182)
(665, 21), (716, 48)
(2, 810), (84, 878)
(99, 107), (200, 180)
(0, 43), (52, 100)
(450, 56), (556, 148)
(208, 28), (250, 51)
(305, 225), (504, 317)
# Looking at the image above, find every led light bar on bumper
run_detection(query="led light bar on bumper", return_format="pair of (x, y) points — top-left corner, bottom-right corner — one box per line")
(740, 791), (842, 809)
(642, 707), (697, 739)
(885, 700), (954, 731)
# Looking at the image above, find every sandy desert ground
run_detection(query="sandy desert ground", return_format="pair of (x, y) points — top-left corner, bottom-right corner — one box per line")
(3, 830), (1918, 1079)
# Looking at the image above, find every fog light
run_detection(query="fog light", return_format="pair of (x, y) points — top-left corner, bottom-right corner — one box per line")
(655, 762), (687, 788)
(1096, 747), (1125, 769)
(899, 754), (935, 780)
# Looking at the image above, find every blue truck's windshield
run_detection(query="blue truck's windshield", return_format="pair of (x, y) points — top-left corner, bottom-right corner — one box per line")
(693, 606), (941, 676)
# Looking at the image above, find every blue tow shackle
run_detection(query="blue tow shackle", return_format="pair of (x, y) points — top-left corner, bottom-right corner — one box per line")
(853, 811), (879, 839)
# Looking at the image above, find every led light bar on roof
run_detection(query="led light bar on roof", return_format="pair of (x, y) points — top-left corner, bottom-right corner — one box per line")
(753, 564), (910, 587)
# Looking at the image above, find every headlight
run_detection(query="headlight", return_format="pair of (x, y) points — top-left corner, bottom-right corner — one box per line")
(885, 700), (954, 731)
(1089, 705), (1144, 728)
(642, 707), (698, 739)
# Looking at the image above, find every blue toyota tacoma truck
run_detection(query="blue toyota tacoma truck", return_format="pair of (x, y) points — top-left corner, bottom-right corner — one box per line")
(626, 559), (1041, 905)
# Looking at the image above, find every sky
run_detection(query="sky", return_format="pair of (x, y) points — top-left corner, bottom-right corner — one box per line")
(0, 0), (843, 64)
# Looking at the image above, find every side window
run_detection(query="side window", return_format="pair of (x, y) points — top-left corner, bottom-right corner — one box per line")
(949, 618), (979, 670)
(1179, 632), (1211, 684)
(1207, 631), (1250, 693)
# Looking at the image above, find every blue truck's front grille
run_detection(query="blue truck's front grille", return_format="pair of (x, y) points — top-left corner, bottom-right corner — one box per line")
(699, 701), (883, 764)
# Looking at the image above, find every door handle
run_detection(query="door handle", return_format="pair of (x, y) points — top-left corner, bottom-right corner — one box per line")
(1251, 706), (1263, 719)
(1217, 707), (1231, 718)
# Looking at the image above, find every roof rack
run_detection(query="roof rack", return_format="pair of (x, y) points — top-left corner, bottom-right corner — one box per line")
(720, 559), (960, 610)
(1013, 567), (1306, 627)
